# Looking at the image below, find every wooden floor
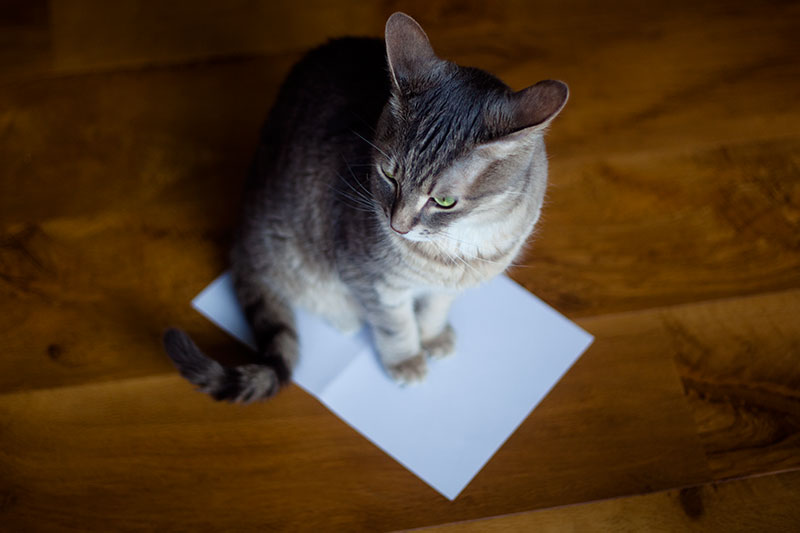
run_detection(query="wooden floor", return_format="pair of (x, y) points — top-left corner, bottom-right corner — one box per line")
(2, 0), (799, 530)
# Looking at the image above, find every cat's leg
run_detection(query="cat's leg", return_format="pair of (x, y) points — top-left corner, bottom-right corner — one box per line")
(415, 292), (457, 359)
(363, 288), (427, 384)
(234, 273), (299, 372)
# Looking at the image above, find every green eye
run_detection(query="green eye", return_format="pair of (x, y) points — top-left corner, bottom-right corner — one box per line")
(432, 196), (456, 208)
(380, 165), (395, 180)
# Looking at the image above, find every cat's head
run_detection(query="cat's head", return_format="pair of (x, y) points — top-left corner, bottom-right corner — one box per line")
(371, 12), (568, 243)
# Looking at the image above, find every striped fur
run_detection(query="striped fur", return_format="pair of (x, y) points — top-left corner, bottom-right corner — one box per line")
(164, 13), (568, 399)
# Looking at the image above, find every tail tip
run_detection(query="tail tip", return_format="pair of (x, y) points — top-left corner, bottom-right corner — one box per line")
(162, 328), (283, 404)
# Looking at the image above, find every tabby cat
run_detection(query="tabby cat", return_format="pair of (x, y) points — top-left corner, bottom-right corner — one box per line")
(164, 12), (568, 403)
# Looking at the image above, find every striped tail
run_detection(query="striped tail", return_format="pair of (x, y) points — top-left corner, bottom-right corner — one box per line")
(163, 327), (293, 404)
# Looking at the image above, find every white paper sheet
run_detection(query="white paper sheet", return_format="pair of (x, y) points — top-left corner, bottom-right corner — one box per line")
(191, 272), (593, 499)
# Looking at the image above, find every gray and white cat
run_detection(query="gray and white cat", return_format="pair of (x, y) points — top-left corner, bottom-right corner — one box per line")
(164, 13), (568, 403)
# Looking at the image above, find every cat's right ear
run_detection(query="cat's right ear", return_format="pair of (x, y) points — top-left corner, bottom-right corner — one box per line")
(385, 12), (440, 93)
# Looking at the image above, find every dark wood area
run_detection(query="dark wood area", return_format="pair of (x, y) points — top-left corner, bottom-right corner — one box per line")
(1, 0), (799, 530)
(418, 470), (800, 532)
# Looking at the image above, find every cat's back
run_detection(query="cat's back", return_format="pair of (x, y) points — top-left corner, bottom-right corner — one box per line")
(259, 37), (390, 150)
(237, 38), (390, 286)
(241, 38), (390, 247)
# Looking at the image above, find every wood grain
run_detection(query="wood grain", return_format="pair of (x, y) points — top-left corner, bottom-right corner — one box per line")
(664, 289), (800, 480)
(413, 470), (800, 532)
(1, 0), (799, 530)
(520, 138), (800, 316)
(0, 0), (51, 83)
(48, 0), (385, 74)
(0, 305), (711, 531)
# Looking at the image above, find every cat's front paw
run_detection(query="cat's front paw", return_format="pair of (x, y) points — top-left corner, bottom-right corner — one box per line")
(422, 324), (456, 359)
(387, 353), (428, 385)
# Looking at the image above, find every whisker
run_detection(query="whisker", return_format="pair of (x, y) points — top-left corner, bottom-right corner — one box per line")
(328, 179), (372, 205)
(435, 230), (532, 269)
(429, 239), (459, 268)
(430, 239), (484, 279)
(324, 183), (377, 213)
(340, 155), (374, 199)
(351, 130), (389, 159)
(333, 170), (374, 206)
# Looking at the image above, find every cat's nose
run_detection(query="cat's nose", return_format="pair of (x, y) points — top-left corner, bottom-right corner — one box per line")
(390, 221), (410, 235)
(390, 206), (415, 235)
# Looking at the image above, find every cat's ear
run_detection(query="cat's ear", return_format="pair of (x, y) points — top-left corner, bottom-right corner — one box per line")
(385, 12), (440, 92)
(478, 80), (569, 158)
(508, 80), (569, 133)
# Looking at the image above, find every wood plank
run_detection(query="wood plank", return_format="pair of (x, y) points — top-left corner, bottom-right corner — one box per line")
(663, 289), (800, 480)
(39, 0), (800, 165)
(0, 55), (297, 226)
(0, 206), (252, 393)
(0, 0), (51, 82)
(48, 0), (385, 74)
(0, 305), (709, 531)
(2, 289), (797, 527)
(534, 0), (800, 160)
(1, 57), (298, 394)
(412, 470), (800, 532)
(35, 1), (799, 89)
(5, 0), (797, 162)
(517, 138), (800, 316)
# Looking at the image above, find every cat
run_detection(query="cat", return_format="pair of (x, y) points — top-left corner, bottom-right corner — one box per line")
(163, 12), (568, 403)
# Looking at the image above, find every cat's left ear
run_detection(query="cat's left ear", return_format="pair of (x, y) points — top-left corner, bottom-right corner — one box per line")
(478, 80), (568, 158)
(385, 12), (441, 93)
(507, 80), (569, 133)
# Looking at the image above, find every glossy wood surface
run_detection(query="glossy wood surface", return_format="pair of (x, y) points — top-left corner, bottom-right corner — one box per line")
(2, 0), (799, 530)
(415, 470), (800, 532)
